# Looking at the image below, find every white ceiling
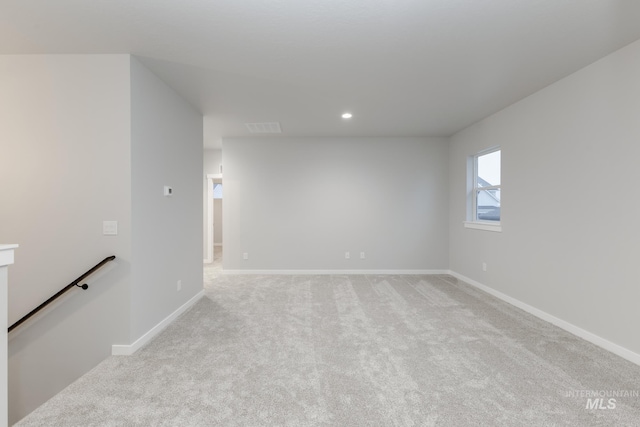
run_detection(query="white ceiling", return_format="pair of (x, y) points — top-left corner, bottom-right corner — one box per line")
(3, 0), (640, 149)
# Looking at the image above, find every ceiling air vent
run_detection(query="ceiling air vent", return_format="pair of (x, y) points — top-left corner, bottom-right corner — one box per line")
(245, 122), (282, 133)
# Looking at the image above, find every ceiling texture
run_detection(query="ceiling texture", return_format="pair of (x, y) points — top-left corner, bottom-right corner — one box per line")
(2, 0), (640, 149)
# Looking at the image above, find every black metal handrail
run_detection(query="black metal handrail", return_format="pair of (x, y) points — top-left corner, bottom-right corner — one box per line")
(8, 255), (116, 333)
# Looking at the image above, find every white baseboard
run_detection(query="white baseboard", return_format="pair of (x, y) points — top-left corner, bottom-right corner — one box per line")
(112, 290), (205, 356)
(223, 269), (450, 275)
(448, 271), (640, 367)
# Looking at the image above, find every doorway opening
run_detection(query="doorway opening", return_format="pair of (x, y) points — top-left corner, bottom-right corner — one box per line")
(205, 173), (223, 271)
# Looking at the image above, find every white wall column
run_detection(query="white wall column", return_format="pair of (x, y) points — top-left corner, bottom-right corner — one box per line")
(0, 244), (18, 427)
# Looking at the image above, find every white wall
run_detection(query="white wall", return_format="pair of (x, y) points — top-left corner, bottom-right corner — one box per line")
(222, 137), (449, 271)
(214, 199), (223, 245)
(0, 55), (132, 424)
(204, 149), (223, 176)
(449, 39), (640, 357)
(130, 58), (203, 341)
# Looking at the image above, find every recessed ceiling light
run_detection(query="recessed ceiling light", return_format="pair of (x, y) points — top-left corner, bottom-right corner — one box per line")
(341, 112), (353, 119)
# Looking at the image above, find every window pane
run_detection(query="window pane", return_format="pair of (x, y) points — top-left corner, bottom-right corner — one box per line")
(476, 188), (500, 221)
(213, 183), (223, 199)
(477, 150), (501, 187)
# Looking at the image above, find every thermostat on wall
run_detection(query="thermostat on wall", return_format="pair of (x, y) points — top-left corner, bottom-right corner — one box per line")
(164, 186), (173, 196)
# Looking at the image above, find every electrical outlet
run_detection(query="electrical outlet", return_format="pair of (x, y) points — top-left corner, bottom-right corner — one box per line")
(482, 262), (487, 272)
(177, 280), (182, 291)
(345, 252), (350, 259)
(360, 252), (365, 259)
(243, 252), (249, 260)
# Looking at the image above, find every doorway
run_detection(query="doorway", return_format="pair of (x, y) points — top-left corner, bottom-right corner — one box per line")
(205, 173), (223, 269)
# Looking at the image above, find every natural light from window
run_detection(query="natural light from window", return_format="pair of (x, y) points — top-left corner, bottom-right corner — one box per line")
(213, 183), (223, 199)
(465, 148), (501, 232)
(476, 149), (501, 222)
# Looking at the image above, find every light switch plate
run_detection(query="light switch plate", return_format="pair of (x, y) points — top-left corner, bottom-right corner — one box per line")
(103, 221), (118, 236)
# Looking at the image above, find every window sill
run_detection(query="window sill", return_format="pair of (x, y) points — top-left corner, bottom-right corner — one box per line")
(464, 221), (502, 232)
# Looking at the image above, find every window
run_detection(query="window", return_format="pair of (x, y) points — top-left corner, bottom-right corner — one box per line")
(465, 148), (501, 231)
(213, 183), (223, 199)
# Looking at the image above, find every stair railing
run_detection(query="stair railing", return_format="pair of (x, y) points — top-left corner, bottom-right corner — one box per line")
(8, 255), (116, 333)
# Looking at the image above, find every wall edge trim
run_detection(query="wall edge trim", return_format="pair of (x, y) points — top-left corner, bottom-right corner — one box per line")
(222, 269), (450, 275)
(448, 271), (640, 366)
(112, 290), (205, 356)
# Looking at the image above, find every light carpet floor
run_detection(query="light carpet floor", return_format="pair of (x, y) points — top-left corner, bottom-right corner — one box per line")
(16, 274), (640, 426)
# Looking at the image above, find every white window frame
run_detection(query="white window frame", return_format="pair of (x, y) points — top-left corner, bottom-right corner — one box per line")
(464, 147), (501, 232)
